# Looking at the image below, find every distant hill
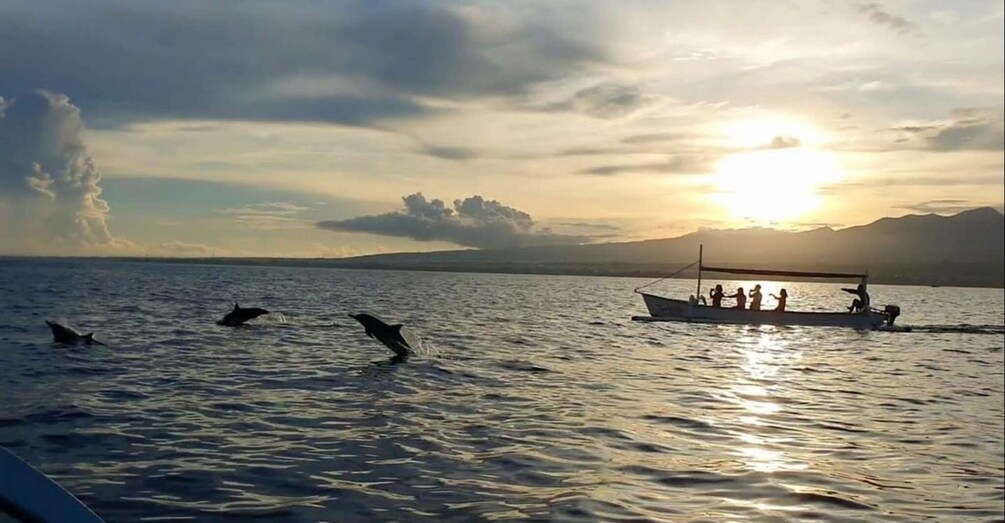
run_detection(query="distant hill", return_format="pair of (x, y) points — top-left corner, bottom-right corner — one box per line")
(81, 207), (1004, 287)
(325, 207), (1005, 287)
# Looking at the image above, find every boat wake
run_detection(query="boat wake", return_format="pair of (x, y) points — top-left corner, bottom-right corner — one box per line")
(899, 324), (1005, 335)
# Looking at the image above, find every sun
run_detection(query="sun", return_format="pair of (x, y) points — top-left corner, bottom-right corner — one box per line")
(713, 119), (842, 225)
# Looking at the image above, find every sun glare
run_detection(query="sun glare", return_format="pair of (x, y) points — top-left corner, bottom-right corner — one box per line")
(714, 119), (842, 225)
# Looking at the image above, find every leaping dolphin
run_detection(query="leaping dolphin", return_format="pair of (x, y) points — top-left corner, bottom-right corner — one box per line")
(217, 303), (269, 326)
(348, 313), (414, 359)
(45, 321), (104, 345)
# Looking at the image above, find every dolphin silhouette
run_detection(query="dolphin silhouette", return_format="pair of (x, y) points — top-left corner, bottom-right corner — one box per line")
(348, 313), (414, 359)
(217, 303), (269, 326)
(45, 321), (104, 345)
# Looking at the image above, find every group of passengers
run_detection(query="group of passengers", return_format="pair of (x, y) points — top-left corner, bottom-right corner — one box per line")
(705, 283), (870, 314)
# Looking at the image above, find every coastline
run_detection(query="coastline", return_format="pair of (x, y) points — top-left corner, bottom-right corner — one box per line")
(3, 255), (1002, 289)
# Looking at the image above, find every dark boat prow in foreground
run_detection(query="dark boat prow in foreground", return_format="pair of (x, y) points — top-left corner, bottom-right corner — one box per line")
(633, 246), (900, 329)
(0, 447), (105, 522)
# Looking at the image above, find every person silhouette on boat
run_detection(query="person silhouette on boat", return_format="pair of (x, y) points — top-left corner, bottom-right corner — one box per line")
(842, 283), (870, 313)
(749, 284), (763, 311)
(727, 287), (747, 309)
(770, 288), (788, 312)
(709, 284), (725, 307)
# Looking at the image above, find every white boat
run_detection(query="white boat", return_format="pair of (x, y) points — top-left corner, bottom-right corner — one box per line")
(633, 246), (900, 329)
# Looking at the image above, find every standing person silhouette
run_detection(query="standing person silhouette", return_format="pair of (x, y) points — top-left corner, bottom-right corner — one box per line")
(770, 289), (788, 312)
(749, 284), (763, 311)
(709, 284), (725, 307)
(727, 287), (747, 310)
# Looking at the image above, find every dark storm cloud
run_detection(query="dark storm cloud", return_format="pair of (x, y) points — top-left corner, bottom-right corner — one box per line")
(0, 1), (608, 127)
(317, 193), (592, 249)
(855, 3), (919, 35)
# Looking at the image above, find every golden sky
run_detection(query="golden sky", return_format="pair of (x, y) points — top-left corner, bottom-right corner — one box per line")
(1, 0), (1002, 256)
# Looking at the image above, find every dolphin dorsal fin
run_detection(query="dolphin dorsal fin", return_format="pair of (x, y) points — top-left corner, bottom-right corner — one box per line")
(390, 324), (403, 331)
(234, 302), (240, 310)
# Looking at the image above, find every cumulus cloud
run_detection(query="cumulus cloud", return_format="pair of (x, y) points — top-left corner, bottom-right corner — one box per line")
(0, 90), (132, 254)
(317, 193), (592, 249)
(855, 3), (919, 34)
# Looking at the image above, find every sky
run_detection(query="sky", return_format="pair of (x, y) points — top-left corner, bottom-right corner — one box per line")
(1, 0), (1002, 257)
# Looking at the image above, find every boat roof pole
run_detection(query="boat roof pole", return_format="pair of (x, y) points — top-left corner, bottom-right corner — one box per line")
(696, 244), (703, 299)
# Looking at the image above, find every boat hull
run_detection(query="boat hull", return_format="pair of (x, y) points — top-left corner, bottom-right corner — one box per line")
(639, 293), (887, 329)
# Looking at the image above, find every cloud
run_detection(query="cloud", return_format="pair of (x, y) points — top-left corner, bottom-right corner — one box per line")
(220, 202), (310, 231)
(831, 173), (1004, 190)
(317, 193), (591, 249)
(621, 132), (700, 145)
(0, 1), (608, 127)
(550, 220), (622, 232)
(419, 145), (482, 160)
(765, 135), (801, 149)
(855, 3), (919, 34)
(154, 241), (222, 257)
(891, 109), (1004, 151)
(579, 155), (715, 176)
(0, 90), (133, 254)
(542, 82), (659, 119)
(900, 199), (991, 214)
(580, 133), (795, 176)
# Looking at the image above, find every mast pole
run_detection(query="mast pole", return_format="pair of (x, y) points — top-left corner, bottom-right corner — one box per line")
(696, 244), (703, 299)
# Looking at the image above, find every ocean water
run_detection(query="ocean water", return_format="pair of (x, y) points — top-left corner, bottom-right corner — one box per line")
(0, 259), (1002, 523)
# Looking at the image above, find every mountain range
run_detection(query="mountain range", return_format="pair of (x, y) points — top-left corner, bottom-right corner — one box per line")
(324, 207), (1005, 287)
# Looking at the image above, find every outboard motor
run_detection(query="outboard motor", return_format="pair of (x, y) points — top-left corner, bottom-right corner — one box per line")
(883, 305), (901, 326)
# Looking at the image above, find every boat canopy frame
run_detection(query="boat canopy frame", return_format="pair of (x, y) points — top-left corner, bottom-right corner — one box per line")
(634, 244), (870, 298)
(699, 266), (868, 280)
(695, 244), (868, 299)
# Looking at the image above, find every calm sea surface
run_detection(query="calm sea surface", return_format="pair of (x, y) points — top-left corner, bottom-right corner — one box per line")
(1, 259), (1002, 522)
